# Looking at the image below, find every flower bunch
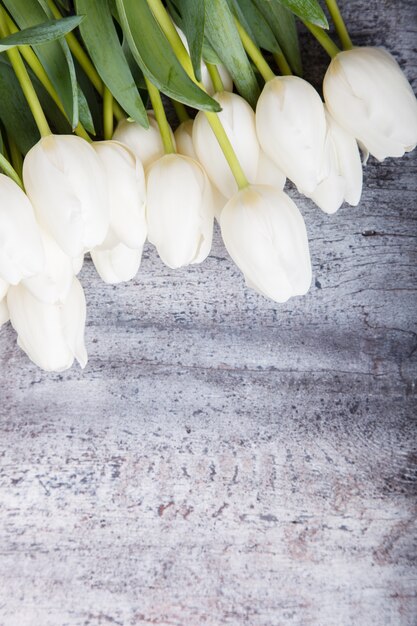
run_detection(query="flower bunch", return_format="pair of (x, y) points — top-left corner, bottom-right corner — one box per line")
(0, 0), (416, 371)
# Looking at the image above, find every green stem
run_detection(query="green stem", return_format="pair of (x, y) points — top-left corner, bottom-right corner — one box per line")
(4, 12), (91, 141)
(303, 21), (341, 58)
(273, 50), (292, 76)
(0, 11), (51, 137)
(145, 78), (175, 154)
(147, 0), (248, 189)
(47, 0), (124, 121)
(206, 63), (224, 93)
(0, 152), (24, 189)
(325, 0), (353, 50)
(233, 17), (275, 82)
(103, 87), (114, 140)
(8, 134), (23, 179)
(172, 100), (190, 124)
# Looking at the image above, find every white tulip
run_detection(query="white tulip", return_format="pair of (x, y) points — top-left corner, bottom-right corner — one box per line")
(255, 150), (286, 191)
(309, 108), (363, 214)
(7, 277), (87, 371)
(146, 154), (214, 268)
(0, 174), (44, 285)
(0, 277), (8, 301)
(91, 243), (142, 284)
(193, 91), (260, 198)
(22, 229), (75, 304)
(323, 47), (417, 161)
(256, 76), (327, 194)
(23, 135), (109, 258)
(113, 113), (176, 171)
(175, 119), (227, 220)
(73, 254), (84, 275)
(92, 140), (147, 250)
(220, 185), (312, 303)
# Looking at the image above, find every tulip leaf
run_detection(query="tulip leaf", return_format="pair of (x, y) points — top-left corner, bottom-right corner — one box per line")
(2, 0), (79, 128)
(115, 0), (220, 112)
(205, 0), (260, 107)
(0, 16), (84, 52)
(77, 85), (96, 135)
(253, 0), (302, 75)
(0, 57), (40, 153)
(228, 0), (281, 54)
(75, 0), (148, 127)
(274, 0), (328, 29)
(175, 0), (205, 82)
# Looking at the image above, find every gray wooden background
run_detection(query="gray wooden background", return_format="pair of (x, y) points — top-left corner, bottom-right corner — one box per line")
(1, 1), (416, 624)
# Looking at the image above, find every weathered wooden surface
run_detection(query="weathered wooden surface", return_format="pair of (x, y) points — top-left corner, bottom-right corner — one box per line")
(0, 1), (416, 625)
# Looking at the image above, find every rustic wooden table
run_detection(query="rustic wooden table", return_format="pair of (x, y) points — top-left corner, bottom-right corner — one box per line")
(0, 1), (416, 625)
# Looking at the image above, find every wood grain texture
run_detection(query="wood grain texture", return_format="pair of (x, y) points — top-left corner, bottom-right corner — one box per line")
(0, 1), (416, 625)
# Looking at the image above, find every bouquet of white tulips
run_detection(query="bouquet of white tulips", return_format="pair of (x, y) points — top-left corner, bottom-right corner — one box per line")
(0, 0), (416, 371)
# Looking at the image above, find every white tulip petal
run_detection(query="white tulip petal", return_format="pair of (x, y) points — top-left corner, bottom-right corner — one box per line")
(146, 154), (214, 269)
(7, 277), (87, 372)
(0, 277), (8, 301)
(255, 150), (286, 190)
(323, 47), (417, 161)
(23, 135), (109, 257)
(91, 243), (143, 284)
(256, 76), (327, 194)
(0, 296), (9, 328)
(0, 174), (45, 285)
(113, 114), (176, 171)
(193, 92), (260, 198)
(220, 185), (312, 303)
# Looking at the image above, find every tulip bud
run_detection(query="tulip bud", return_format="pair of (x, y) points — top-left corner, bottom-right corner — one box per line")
(23, 135), (109, 258)
(0, 277), (8, 328)
(309, 108), (363, 214)
(92, 140), (147, 251)
(256, 76), (327, 194)
(91, 243), (143, 284)
(193, 92), (260, 198)
(255, 150), (286, 191)
(22, 228), (75, 304)
(175, 119), (227, 221)
(73, 254), (84, 275)
(220, 185), (312, 302)
(7, 277), (87, 371)
(146, 154), (214, 268)
(323, 47), (417, 161)
(0, 174), (44, 285)
(113, 113), (176, 171)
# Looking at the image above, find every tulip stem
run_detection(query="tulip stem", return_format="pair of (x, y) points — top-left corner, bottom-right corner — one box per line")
(147, 0), (249, 189)
(46, 0), (125, 122)
(145, 78), (175, 154)
(273, 50), (293, 77)
(172, 100), (190, 124)
(206, 63), (224, 93)
(325, 0), (353, 50)
(0, 11), (51, 138)
(3, 12), (91, 141)
(303, 22), (341, 58)
(8, 135), (23, 180)
(234, 17), (276, 83)
(103, 87), (114, 140)
(0, 152), (24, 189)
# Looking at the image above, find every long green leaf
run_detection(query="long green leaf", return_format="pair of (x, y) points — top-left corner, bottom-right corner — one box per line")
(205, 0), (260, 107)
(176, 0), (205, 82)
(0, 16), (84, 52)
(229, 0), (280, 53)
(75, 0), (148, 127)
(115, 0), (220, 112)
(275, 0), (328, 28)
(253, 0), (302, 75)
(0, 57), (40, 153)
(2, 0), (79, 127)
(77, 85), (95, 135)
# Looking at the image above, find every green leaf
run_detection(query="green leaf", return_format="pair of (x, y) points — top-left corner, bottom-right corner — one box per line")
(275, 0), (328, 29)
(0, 57), (40, 154)
(2, 0), (79, 128)
(176, 0), (205, 82)
(0, 16), (84, 52)
(204, 0), (260, 107)
(75, 0), (148, 127)
(77, 85), (95, 135)
(115, 0), (220, 112)
(229, 0), (280, 53)
(253, 0), (302, 75)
